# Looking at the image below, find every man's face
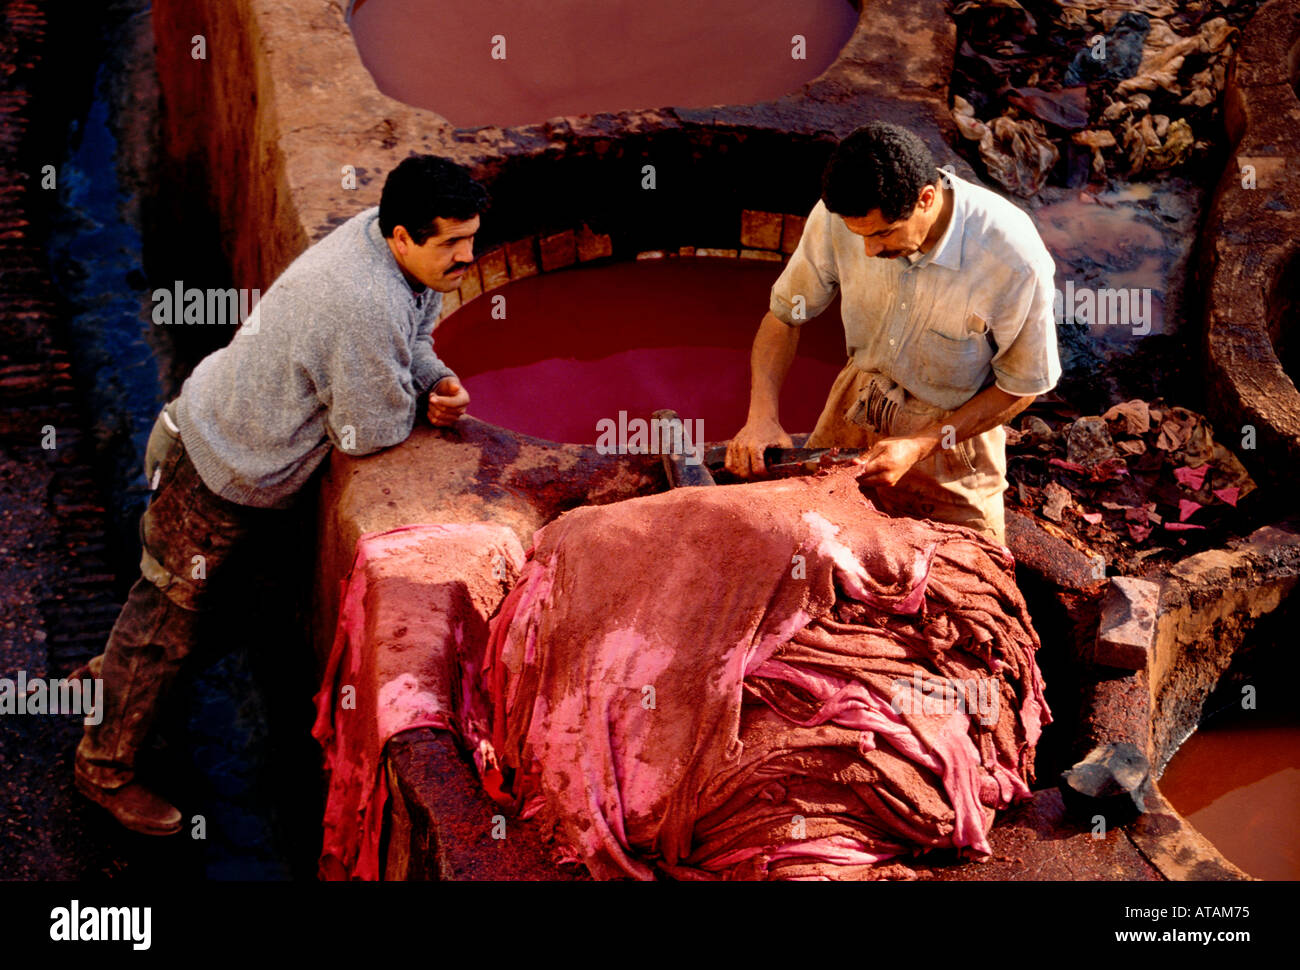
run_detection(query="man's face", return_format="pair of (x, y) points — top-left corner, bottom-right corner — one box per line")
(840, 183), (939, 260)
(389, 214), (480, 292)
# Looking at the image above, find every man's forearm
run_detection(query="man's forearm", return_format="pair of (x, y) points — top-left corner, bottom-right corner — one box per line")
(910, 384), (1036, 457)
(747, 310), (801, 422)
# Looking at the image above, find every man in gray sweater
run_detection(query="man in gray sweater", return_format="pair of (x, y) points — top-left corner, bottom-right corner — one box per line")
(75, 155), (487, 835)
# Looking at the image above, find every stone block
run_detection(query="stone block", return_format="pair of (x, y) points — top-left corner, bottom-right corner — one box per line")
(740, 249), (783, 262)
(781, 214), (807, 254)
(576, 225), (612, 262)
(1093, 575), (1159, 670)
(1066, 416), (1116, 465)
(505, 238), (539, 279)
(1059, 741), (1151, 824)
(439, 288), (461, 321)
(636, 250), (666, 260)
(539, 230), (577, 272)
(740, 209), (782, 250)
(695, 248), (738, 259)
(457, 264), (483, 304)
(478, 247), (510, 291)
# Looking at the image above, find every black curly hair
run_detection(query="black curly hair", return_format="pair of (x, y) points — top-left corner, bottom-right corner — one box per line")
(379, 155), (490, 245)
(821, 123), (937, 223)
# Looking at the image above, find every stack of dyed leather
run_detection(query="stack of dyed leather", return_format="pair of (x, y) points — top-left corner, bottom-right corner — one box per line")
(458, 467), (1049, 880)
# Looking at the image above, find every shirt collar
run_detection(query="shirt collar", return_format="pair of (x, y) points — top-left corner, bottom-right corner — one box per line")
(907, 168), (965, 271)
(365, 208), (426, 299)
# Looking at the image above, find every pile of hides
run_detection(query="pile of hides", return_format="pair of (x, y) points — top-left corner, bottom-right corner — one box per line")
(1006, 398), (1257, 571)
(313, 523), (524, 880)
(457, 467), (1050, 880)
(951, 0), (1259, 191)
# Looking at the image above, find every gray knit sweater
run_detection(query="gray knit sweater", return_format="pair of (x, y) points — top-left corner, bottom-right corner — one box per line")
(173, 206), (457, 509)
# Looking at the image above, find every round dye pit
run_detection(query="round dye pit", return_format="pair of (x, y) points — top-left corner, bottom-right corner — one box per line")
(433, 258), (847, 445)
(348, 0), (860, 128)
(1159, 707), (1300, 880)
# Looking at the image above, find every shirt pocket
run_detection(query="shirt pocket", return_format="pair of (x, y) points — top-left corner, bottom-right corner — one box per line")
(910, 326), (991, 394)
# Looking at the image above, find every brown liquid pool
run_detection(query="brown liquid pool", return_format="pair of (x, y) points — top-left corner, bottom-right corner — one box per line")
(1159, 706), (1300, 880)
(432, 258), (847, 445)
(348, 0), (860, 128)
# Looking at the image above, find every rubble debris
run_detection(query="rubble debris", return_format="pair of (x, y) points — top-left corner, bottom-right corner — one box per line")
(1005, 396), (1258, 572)
(952, 95), (1059, 196)
(1043, 480), (1074, 521)
(1072, 128), (1117, 176)
(1066, 415), (1117, 464)
(952, 0), (1260, 186)
(1063, 11), (1150, 86)
(1008, 85), (1090, 129)
(1060, 741), (1151, 823)
(1173, 464), (1207, 489)
(1213, 486), (1239, 507)
(1102, 399), (1149, 435)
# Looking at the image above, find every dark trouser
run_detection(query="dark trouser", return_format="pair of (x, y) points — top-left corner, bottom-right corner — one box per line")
(76, 403), (295, 789)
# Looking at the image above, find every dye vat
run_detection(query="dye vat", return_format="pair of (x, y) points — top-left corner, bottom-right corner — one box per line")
(432, 258), (847, 445)
(348, 0), (859, 128)
(1159, 705), (1300, 880)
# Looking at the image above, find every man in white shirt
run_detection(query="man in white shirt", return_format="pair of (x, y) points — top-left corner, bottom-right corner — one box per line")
(726, 123), (1061, 544)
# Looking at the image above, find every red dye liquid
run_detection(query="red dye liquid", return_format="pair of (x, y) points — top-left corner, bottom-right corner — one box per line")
(348, 0), (860, 128)
(432, 259), (847, 444)
(1159, 708), (1300, 880)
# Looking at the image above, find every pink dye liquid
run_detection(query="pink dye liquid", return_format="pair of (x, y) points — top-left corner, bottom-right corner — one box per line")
(432, 259), (847, 445)
(1159, 708), (1300, 880)
(349, 0), (860, 128)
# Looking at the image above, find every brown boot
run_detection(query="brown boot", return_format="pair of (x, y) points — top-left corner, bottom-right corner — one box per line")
(75, 772), (183, 836)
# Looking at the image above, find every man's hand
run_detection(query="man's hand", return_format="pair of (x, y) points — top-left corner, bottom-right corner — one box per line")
(726, 417), (794, 477)
(853, 386), (1037, 487)
(853, 434), (938, 488)
(427, 377), (470, 427)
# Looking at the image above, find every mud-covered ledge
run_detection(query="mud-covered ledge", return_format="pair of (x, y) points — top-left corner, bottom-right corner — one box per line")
(312, 418), (666, 666)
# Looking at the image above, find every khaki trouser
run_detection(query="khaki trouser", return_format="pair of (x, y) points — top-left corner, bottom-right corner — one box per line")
(76, 403), (296, 789)
(805, 359), (1008, 544)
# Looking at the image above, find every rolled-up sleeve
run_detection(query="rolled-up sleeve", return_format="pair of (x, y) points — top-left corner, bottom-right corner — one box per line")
(770, 200), (839, 326)
(989, 250), (1061, 397)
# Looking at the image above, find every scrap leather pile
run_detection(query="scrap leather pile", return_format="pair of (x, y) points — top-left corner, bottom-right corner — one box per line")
(951, 0), (1257, 190)
(457, 467), (1050, 880)
(1006, 398), (1257, 572)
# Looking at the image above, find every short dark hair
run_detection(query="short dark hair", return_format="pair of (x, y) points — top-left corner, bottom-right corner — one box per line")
(821, 123), (937, 223)
(379, 155), (490, 244)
